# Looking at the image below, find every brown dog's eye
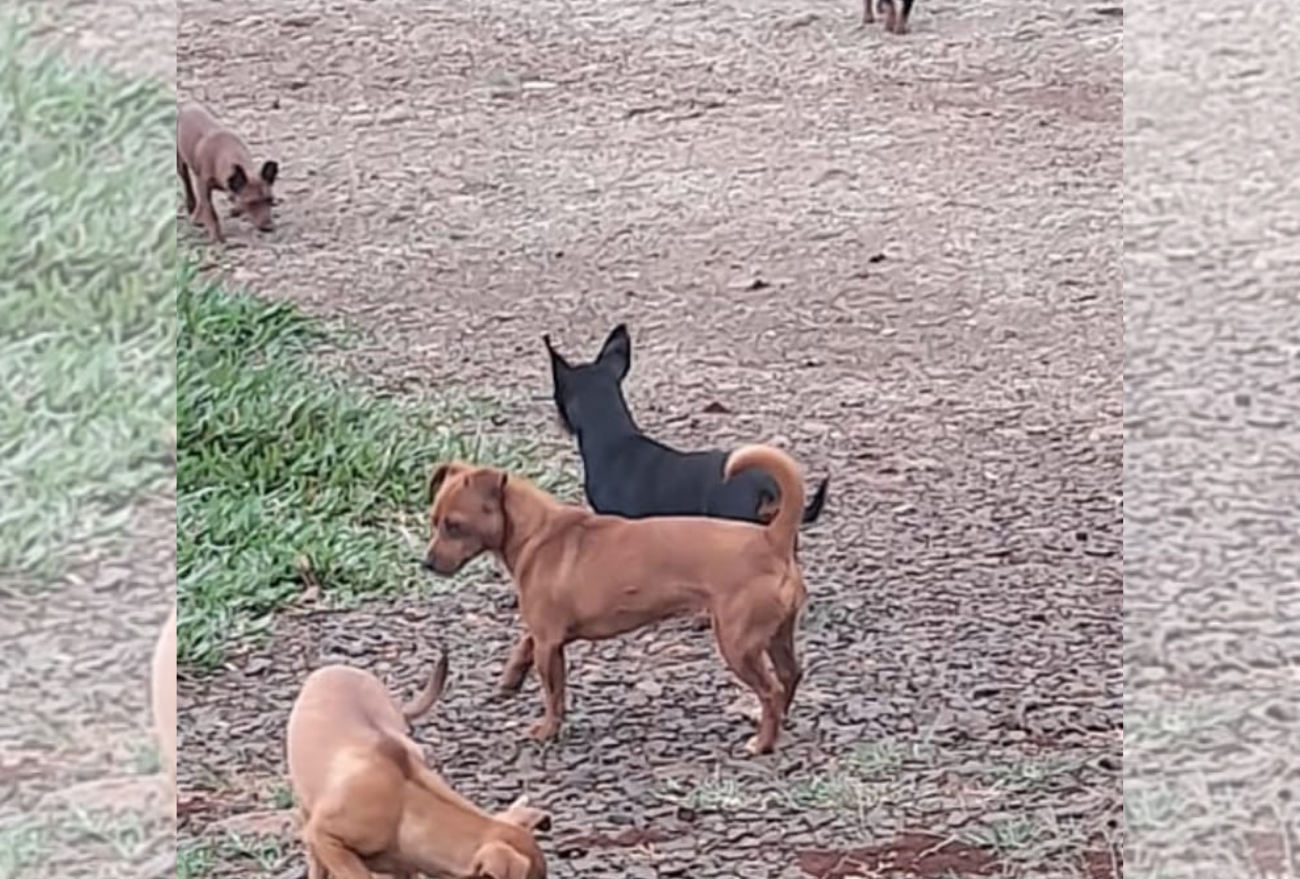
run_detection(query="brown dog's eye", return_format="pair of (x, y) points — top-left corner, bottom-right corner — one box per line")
(443, 520), (465, 538)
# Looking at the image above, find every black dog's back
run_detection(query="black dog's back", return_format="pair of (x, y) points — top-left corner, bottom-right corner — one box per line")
(544, 324), (830, 527)
(582, 441), (726, 519)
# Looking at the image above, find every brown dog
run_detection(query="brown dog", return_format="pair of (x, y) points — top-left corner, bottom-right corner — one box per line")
(422, 445), (808, 755)
(286, 654), (550, 879)
(151, 603), (177, 812)
(176, 101), (279, 242)
(863, 0), (916, 33)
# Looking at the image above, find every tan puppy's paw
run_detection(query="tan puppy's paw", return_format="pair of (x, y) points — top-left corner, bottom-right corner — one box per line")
(497, 794), (552, 833)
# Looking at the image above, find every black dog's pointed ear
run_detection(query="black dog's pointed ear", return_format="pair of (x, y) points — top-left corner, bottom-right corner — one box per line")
(597, 324), (631, 380)
(427, 462), (467, 504)
(543, 334), (571, 371)
(260, 159), (279, 185)
(227, 164), (249, 193)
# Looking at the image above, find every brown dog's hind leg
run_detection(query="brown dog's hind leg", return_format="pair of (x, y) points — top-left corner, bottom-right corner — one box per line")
(529, 639), (567, 741)
(497, 632), (535, 697)
(766, 614), (803, 715)
(716, 633), (784, 755)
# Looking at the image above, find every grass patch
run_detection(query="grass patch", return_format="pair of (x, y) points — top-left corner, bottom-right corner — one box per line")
(658, 771), (750, 812)
(786, 770), (882, 816)
(986, 754), (1076, 790)
(267, 781), (296, 811)
(176, 840), (215, 879)
(177, 271), (567, 670)
(129, 741), (163, 776)
(215, 833), (288, 872)
(0, 21), (175, 579)
(60, 808), (152, 862)
(967, 814), (1048, 855)
(0, 820), (47, 879)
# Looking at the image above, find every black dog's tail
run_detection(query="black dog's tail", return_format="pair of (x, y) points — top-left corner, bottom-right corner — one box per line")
(800, 477), (830, 525)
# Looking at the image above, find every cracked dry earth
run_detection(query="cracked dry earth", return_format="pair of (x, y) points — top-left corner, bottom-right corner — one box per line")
(177, 1), (1122, 877)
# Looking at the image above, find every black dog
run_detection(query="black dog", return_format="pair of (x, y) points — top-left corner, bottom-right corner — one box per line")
(542, 324), (829, 528)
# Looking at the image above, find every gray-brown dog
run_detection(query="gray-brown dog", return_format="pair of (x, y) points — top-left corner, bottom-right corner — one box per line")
(286, 654), (549, 879)
(176, 101), (279, 242)
(422, 444), (808, 755)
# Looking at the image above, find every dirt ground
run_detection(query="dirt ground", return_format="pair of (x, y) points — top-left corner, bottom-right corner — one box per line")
(175, 1), (1122, 877)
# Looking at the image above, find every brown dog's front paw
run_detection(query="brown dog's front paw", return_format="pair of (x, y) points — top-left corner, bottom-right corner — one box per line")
(529, 718), (561, 741)
(744, 733), (776, 756)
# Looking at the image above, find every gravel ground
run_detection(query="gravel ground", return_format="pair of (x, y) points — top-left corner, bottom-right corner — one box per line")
(1125, 0), (1300, 876)
(175, 1), (1122, 877)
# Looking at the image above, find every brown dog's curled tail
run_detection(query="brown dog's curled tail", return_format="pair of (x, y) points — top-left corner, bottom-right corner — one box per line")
(725, 445), (805, 555)
(401, 649), (450, 720)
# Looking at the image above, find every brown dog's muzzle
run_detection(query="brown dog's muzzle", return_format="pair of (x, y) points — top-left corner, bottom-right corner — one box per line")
(421, 547), (462, 577)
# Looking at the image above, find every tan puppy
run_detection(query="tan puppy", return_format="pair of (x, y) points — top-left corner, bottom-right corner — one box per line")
(422, 445), (808, 755)
(176, 101), (279, 242)
(286, 654), (550, 879)
(150, 603), (177, 811)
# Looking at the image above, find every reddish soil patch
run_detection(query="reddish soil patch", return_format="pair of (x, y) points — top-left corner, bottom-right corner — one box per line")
(798, 833), (999, 878)
(1083, 844), (1122, 879)
(1242, 826), (1297, 877)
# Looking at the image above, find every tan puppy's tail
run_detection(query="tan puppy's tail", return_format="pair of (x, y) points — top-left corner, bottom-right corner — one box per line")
(401, 650), (450, 720)
(725, 444), (805, 555)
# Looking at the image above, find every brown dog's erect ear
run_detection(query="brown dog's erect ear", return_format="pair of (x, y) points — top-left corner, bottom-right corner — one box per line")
(427, 462), (468, 504)
(468, 468), (508, 503)
(496, 794), (552, 833)
(470, 841), (532, 879)
(597, 323), (631, 380)
(260, 160), (279, 186)
(227, 164), (249, 193)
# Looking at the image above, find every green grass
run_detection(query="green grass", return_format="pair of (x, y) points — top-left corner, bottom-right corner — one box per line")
(177, 271), (568, 671)
(0, 21), (175, 578)
(0, 820), (46, 879)
(176, 840), (215, 879)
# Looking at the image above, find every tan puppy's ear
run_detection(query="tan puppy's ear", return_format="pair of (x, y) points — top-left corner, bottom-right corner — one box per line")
(427, 462), (467, 504)
(469, 840), (532, 879)
(496, 794), (551, 832)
